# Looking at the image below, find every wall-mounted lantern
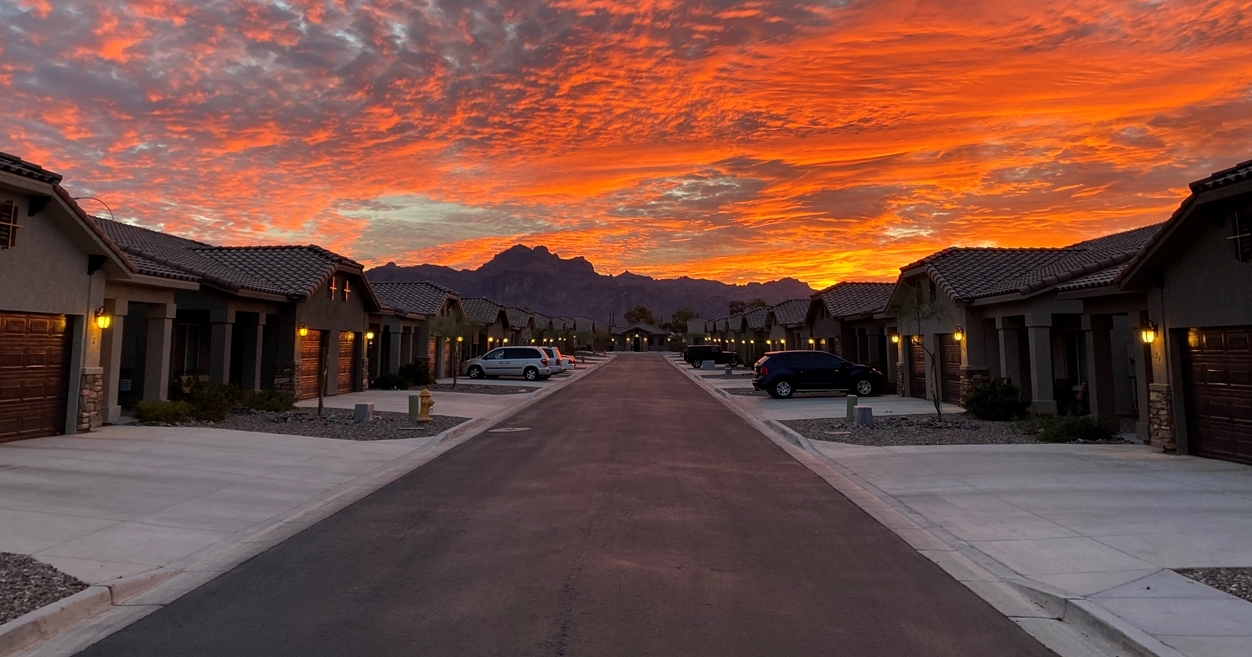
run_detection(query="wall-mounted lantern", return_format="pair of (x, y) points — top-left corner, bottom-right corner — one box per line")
(1140, 320), (1158, 344)
(298, 323), (309, 337)
(94, 306), (112, 330)
(365, 331), (375, 341)
(890, 333), (900, 344)
(953, 326), (964, 342)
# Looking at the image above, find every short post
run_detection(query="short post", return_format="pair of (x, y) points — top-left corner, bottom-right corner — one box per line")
(354, 403), (374, 422)
(854, 406), (874, 426)
(846, 394), (858, 421)
(408, 395), (420, 423)
(417, 388), (434, 423)
(724, 363), (733, 376)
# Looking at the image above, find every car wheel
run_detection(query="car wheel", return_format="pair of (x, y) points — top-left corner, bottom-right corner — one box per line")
(854, 378), (874, 396)
(691, 359), (703, 369)
(524, 367), (539, 381)
(772, 379), (794, 399)
(468, 365), (484, 379)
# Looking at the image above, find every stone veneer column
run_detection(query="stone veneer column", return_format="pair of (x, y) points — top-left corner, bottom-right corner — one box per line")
(1148, 383), (1175, 451)
(78, 368), (104, 431)
(144, 303), (176, 401)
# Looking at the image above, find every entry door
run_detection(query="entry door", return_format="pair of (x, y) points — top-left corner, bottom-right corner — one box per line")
(939, 334), (962, 404)
(0, 312), (70, 443)
(298, 329), (324, 400)
(1182, 327), (1252, 465)
(908, 339), (927, 399)
(337, 331), (356, 394)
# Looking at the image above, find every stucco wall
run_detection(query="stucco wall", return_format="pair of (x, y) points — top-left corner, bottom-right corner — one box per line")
(0, 189), (102, 318)
(1156, 210), (1252, 328)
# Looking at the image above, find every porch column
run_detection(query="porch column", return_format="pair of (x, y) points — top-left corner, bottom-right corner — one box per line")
(996, 317), (1023, 385)
(387, 328), (401, 374)
(1133, 311), (1152, 440)
(1025, 313), (1056, 414)
(100, 298), (127, 424)
(144, 303), (175, 401)
(400, 326), (413, 366)
(1083, 314), (1117, 431)
(208, 309), (235, 385)
(240, 314), (265, 392)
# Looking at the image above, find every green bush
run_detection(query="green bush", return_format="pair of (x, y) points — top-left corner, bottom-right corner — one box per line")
(134, 400), (192, 424)
(1022, 414), (1115, 443)
(372, 373), (409, 390)
(964, 378), (1029, 421)
(244, 389), (295, 412)
(184, 380), (239, 422)
(398, 360), (431, 386)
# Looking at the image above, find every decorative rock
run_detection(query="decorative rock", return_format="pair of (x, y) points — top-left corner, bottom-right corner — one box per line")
(854, 406), (874, 426)
(701, 360), (715, 370)
(354, 403), (374, 422)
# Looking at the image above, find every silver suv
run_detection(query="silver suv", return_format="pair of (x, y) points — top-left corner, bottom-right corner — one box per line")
(462, 346), (552, 381)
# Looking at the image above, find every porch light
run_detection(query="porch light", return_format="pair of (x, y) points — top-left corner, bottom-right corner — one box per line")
(780, 339), (786, 345)
(891, 334), (900, 344)
(1140, 321), (1158, 344)
(488, 337), (494, 343)
(298, 323), (309, 337)
(93, 306), (112, 330)
(953, 326), (964, 342)
(808, 338), (815, 346)
(365, 331), (375, 341)
(503, 338), (509, 344)
(457, 336), (463, 342)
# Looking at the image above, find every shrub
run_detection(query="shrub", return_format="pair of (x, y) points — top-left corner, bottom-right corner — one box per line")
(398, 360), (431, 386)
(372, 373), (409, 390)
(1022, 414), (1115, 443)
(134, 400), (192, 424)
(185, 380), (240, 422)
(964, 378), (1029, 421)
(244, 389), (295, 412)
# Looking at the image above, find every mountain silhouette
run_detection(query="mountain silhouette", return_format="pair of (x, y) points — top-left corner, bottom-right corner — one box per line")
(366, 245), (815, 327)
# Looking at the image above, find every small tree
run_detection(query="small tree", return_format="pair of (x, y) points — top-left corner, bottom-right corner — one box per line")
(889, 283), (949, 419)
(727, 300), (746, 315)
(747, 298), (768, 310)
(670, 308), (698, 332)
(624, 305), (657, 326)
(425, 314), (484, 387)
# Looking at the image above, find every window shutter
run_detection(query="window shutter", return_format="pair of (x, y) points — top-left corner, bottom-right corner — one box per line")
(0, 201), (17, 249)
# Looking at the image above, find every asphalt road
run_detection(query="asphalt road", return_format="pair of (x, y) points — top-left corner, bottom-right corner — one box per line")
(77, 355), (1054, 657)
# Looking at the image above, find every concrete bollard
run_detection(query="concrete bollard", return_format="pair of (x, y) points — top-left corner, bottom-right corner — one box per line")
(701, 360), (716, 370)
(408, 395), (420, 423)
(354, 403), (374, 422)
(854, 406), (874, 426)
(846, 395), (858, 421)
(725, 364), (733, 376)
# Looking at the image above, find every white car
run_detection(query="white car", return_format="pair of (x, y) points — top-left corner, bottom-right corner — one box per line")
(540, 347), (566, 373)
(462, 347), (552, 381)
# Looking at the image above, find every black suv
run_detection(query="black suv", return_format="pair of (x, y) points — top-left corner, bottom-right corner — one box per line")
(684, 345), (739, 368)
(752, 350), (886, 399)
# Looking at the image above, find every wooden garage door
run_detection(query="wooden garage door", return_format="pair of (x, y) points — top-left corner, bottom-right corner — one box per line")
(908, 338), (927, 399)
(0, 312), (70, 443)
(298, 330), (324, 401)
(337, 331), (355, 394)
(940, 334), (962, 405)
(1182, 327), (1252, 465)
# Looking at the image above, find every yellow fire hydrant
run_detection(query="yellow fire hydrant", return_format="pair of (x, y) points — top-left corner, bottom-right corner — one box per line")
(417, 388), (434, 424)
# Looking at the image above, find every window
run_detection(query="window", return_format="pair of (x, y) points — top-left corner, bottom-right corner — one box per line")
(504, 348), (532, 359)
(0, 201), (18, 249)
(482, 349), (504, 360)
(1231, 210), (1252, 262)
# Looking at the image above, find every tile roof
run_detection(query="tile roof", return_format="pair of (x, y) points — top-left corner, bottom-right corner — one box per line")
(611, 321), (669, 336)
(571, 316), (596, 332)
(745, 307), (768, 330)
(1189, 158), (1252, 193)
(505, 307), (532, 328)
(769, 298), (810, 326)
(532, 312), (554, 330)
(372, 281), (457, 316)
(461, 297), (504, 325)
(815, 282), (895, 318)
(0, 151), (62, 184)
(1015, 223), (1162, 295)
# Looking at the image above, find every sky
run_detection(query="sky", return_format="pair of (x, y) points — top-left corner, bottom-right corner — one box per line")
(3, 0), (1251, 288)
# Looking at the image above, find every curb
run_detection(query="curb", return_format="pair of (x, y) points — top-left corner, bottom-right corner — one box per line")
(666, 356), (1165, 657)
(7, 362), (608, 657)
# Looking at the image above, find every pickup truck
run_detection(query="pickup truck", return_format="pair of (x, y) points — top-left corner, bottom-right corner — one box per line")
(683, 345), (740, 368)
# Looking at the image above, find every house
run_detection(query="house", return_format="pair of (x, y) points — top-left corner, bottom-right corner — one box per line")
(886, 224), (1160, 434)
(461, 297), (510, 357)
(97, 218), (381, 403)
(765, 299), (811, 350)
(370, 282), (464, 380)
(504, 307), (534, 346)
(612, 322), (669, 351)
(0, 153), (133, 441)
(807, 282), (896, 376)
(1117, 158), (1252, 464)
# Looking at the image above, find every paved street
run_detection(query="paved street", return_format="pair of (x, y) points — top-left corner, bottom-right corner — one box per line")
(75, 355), (1053, 656)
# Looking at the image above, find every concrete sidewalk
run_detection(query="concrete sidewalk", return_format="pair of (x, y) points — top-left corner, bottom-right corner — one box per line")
(810, 441), (1252, 657)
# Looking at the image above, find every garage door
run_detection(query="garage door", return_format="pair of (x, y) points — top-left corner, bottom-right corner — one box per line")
(336, 331), (355, 394)
(1181, 327), (1252, 465)
(298, 330), (324, 401)
(939, 334), (962, 405)
(908, 339), (927, 399)
(0, 312), (70, 443)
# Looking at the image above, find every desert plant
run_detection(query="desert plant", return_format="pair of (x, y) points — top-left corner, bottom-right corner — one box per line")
(372, 373), (409, 390)
(398, 360), (431, 386)
(889, 282), (950, 419)
(184, 380), (239, 422)
(244, 389), (295, 412)
(964, 378), (1029, 421)
(134, 399), (192, 424)
(1019, 414), (1115, 443)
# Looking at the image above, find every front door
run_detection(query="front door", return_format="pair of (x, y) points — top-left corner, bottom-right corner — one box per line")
(632, 337), (640, 352)
(336, 331), (356, 394)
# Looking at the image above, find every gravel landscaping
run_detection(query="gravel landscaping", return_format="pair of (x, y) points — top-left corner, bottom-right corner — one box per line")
(170, 409), (471, 441)
(783, 415), (1044, 446)
(0, 553), (88, 625)
(1177, 568), (1252, 604)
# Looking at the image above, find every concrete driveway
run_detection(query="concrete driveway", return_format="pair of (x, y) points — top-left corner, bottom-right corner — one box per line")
(693, 370), (963, 419)
(812, 440), (1252, 657)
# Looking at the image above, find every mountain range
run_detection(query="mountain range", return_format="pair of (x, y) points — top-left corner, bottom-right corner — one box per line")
(366, 245), (815, 326)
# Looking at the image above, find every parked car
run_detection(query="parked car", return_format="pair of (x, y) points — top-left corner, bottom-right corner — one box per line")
(752, 350), (886, 399)
(462, 347), (552, 381)
(540, 347), (566, 373)
(683, 345), (739, 368)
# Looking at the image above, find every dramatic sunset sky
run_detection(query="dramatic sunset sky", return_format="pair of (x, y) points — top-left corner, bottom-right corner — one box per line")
(2, 0), (1250, 286)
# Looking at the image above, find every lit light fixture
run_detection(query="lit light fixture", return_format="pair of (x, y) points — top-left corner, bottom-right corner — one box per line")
(953, 326), (964, 342)
(808, 338), (815, 345)
(780, 339), (786, 345)
(365, 331), (375, 341)
(487, 336), (494, 343)
(94, 306), (111, 330)
(1140, 320), (1158, 344)
(911, 334), (921, 344)
(457, 336), (463, 342)
(503, 338), (509, 344)
(298, 323), (309, 337)
(891, 334), (900, 344)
